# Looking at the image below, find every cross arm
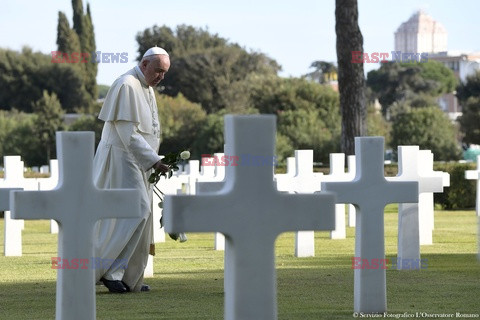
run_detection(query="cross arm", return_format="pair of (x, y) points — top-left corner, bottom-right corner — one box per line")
(271, 192), (336, 233)
(163, 194), (233, 234)
(0, 188), (22, 211)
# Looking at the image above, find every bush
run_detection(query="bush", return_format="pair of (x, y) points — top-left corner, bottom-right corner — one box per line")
(433, 162), (477, 209)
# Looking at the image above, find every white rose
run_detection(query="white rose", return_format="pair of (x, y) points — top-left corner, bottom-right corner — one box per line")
(180, 151), (190, 160)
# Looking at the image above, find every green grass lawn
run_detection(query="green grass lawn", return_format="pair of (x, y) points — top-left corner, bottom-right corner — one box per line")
(0, 206), (479, 319)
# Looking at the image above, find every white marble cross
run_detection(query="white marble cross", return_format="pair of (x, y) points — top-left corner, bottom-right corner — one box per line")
(322, 137), (418, 313)
(288, 150), (323, 257)
(197, 150), (231, 251)
(10, 132), (141, 320)
(37, 160), (60, 234)
(0, 156), (33, 256)
(275, 157), (296, 192)
(466, 155), (480, 217)
(346, 155), (356, 227)
(322, 153), (352, 240)
(388, 146), (444, 269)
(0, 187), (22, 256)
(417, 150), (449, 245)
(164, 115), (336, 320)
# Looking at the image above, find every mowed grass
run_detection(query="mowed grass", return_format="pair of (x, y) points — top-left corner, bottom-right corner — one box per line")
(0, 206), (479, 319)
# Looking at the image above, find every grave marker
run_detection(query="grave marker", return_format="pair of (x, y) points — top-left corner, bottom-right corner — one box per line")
(387, 146), (444, 268)
(0, 187), (22, 256)
(164, 115), (335, 320)
(10, 132), (141, 320)
(466, 155), (480, 217)
(322, 137), (418, 313)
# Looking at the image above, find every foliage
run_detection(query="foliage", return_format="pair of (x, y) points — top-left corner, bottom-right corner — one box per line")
(367, 61), (457, 115)
(433, 162), (477, 209)
(366, 105), (391, 145)
(458, 97), (480, 145)
(56, 11), (81, 55)
(303, 61), (337, 84)
(248, 76), (341, 162)
(68, 114), (104, 149)
(457, 71), (480, 145)
(32, 91), (65, 162)
(57, 0), (97, 104)
(0, 110), (45, 166)
(135, 24), (229, 59)
(136, 24), (280, 114)
(456, 70), (480, 103)
(0, 47), (90, 112)
(275, 133), (295, 165)
(277, 109), (341, 164)
(189, 111), (226, 158)
(391, 107), (461, 161)
(97, 85), (110, 99)
(156, 93), (207, 158)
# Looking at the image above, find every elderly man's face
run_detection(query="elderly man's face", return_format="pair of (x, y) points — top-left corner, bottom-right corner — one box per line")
(141, 55), (170, 87)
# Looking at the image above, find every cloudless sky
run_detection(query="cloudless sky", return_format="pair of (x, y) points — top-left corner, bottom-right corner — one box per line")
(1, 0), (478, 85)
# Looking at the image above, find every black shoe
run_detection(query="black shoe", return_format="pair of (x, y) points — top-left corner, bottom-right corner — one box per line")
(141, 284), (150, 292)
(101, 278), (128, 293)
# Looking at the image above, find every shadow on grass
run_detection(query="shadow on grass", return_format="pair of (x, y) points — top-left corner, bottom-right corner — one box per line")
(0, 253), (478, 320)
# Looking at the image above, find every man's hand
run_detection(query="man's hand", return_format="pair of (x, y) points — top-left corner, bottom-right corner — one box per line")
(152, 160), (169, 173)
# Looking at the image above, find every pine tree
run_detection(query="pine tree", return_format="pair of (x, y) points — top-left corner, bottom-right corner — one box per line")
(72, 0), (85, 44)
(32, 90), (65, 162)
(83, 3), (97, 102)
(56, 0), (97, 110)
(56, 12), (81, 58)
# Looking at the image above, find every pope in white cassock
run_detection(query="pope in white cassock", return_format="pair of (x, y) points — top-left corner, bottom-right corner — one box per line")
(93, 47), (171, 293)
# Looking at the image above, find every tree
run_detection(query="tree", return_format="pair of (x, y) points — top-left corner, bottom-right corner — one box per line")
(57, 11), (81, 55)
(335, 0), (366, 155)
(155, 93), (208, 158)
(458, 97), (480, 145)
(367, 61), (457, 115)
(57, 0), (97, 104)
(136, 24), (280, 113)
(32, 91), (65, 162)
(83, 3), (98, 102)
(0, 47), (89, 112)
(277, 109), (341, 163)
(0, 110), (45, 166)
(248, 75), (341, 162)
(391, 107), (461, 161)
(304, 61), (337, 84)
(457, 70), (480, 103)
(456, 71), (480, 145)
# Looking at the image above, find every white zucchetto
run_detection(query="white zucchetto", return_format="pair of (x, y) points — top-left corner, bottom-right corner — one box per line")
(142, 46), (169, 58)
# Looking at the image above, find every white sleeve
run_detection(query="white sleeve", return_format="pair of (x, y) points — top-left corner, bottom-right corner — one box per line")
(115, 120), (161, 171)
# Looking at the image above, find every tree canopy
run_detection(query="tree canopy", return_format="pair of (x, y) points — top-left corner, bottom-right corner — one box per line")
(136, 24), (281, 114)
(367, 61), (457, 115)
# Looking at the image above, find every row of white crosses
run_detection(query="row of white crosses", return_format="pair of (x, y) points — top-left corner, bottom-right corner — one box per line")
(465, 155), (480, 260)
(164, 115), (336, 319)
(8, 132), (142, 320)
(0, 116), (466, 319)
(163, 115), (433, 317)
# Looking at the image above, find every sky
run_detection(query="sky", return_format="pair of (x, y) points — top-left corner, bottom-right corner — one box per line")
(1, 0), (478, 85)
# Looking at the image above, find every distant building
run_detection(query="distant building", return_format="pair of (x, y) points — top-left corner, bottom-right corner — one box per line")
(394, 10), (447, 54)
(394, 11), (480, 120)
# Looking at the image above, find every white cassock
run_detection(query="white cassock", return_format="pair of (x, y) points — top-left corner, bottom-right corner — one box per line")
(93, 65), (161, 292)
